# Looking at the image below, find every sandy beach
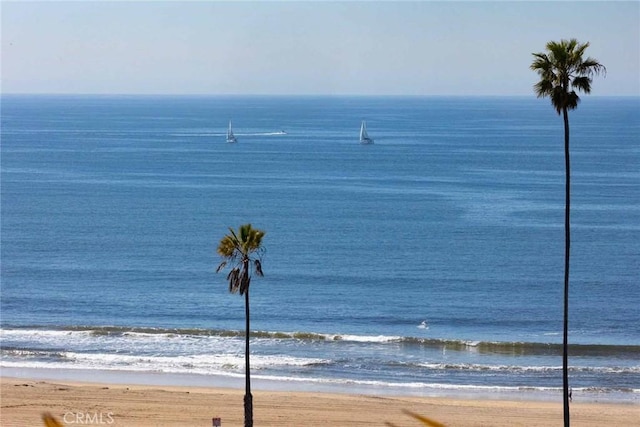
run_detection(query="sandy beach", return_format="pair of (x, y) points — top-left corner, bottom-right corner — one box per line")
(1, 377), (637, 426)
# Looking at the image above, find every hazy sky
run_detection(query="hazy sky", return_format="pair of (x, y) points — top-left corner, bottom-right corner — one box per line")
(2, 1), (639, 96)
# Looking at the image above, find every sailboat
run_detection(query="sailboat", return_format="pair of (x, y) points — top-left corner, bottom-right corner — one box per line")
(226, 120), (237, 143)
(359, 120), (374, 144)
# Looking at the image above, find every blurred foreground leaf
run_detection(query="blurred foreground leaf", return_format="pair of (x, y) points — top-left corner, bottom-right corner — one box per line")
(385, 409), (447, 427)
(42, 412), (64, 427)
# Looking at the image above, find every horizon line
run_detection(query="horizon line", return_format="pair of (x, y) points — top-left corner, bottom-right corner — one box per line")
(2, 92), (637, 98)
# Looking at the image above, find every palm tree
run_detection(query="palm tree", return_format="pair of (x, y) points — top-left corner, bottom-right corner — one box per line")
(531, 39), (605, 426)
(216, 224), (265, 427)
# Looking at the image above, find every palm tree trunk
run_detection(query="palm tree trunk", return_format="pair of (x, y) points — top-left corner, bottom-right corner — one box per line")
(562, 106), (571, 427)
(244, 287), (253, 427)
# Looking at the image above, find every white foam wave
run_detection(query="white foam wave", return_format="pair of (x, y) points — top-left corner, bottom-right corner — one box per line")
(1, 328), (237, 355)
(247, 373), (552, 393)
(413, 362), (640, 374)
(329, 334), (402, 343)
(1, 351), (328, 377)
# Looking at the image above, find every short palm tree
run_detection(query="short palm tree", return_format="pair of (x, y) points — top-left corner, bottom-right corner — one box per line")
(531, 39), (605, 427)
(216, 224), (265, 427)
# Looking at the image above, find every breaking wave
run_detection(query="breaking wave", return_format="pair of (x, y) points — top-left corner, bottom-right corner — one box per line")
(2, 326), (640, 357)
(2, 325), (639, 358)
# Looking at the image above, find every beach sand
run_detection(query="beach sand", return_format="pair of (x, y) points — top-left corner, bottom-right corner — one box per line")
(1, 377), (637, 426)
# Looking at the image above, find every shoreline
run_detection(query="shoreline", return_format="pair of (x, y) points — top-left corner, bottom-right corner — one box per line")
(2, 366), (637, 405)
(2, 376), (638, 427)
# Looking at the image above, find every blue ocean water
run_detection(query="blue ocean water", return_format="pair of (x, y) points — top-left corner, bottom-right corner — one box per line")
(1, 95), (639, 401)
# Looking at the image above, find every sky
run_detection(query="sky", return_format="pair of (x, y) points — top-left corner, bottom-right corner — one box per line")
(1, 1), (639, 96)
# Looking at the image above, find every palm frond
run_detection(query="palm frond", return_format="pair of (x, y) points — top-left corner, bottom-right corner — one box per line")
(533, 79), (554, 99)
(215, 261), (227, 273)
(580, 58), (606, 77)
(238, 224), (248, 246)
(217, 235), (238, 257)
(239, 273), (250, 296)
(572, 76), (592, 94)
(254, 259), (264, 277)
(228, 226), (240, 242)
(530, 53), (551, 73)
(227, 268), (241, 293)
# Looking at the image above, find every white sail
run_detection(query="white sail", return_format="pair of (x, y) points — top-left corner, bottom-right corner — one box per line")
(226, 120), (237, 143)
(359, 120), (374, 144)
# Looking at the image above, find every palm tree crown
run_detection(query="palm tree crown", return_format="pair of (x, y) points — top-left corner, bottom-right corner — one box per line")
(216, 224), (265, 295)
(531, 39), (606, 114)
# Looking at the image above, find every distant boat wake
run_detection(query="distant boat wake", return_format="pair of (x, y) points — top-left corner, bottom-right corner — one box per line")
(245, 131), (287, 136)
(171, 131), (287, 137)
(223, 129), (288, 137)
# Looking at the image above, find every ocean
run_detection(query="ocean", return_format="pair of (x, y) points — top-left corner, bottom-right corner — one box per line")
(1, 95), (638, 403)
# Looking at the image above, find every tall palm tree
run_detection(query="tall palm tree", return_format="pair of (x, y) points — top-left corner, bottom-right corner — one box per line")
(216, 224), (265, 427)
(531, 39), (605, 427)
